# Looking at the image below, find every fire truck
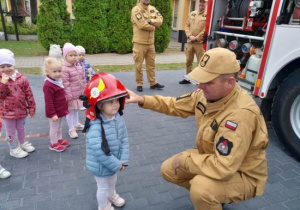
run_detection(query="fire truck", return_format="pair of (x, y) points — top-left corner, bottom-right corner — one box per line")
(203, 0), (300, 160)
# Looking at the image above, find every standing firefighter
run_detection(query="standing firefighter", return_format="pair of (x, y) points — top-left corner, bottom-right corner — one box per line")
(131, 0), (164, 92)
(180, 0), (207, 84)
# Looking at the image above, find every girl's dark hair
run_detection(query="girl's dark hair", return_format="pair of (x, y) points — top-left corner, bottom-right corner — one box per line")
(82, 97), (125, 156)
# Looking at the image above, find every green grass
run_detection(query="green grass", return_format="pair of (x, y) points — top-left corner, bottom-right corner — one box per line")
(0, 41), (48, 56)
(18, 63), (191, 75)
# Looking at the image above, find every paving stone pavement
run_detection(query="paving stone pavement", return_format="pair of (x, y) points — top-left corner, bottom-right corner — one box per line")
(0, 70), (300, 210)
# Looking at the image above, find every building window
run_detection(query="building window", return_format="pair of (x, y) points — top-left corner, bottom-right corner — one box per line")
(173, 0), (179, 28)
(25, 0), (30, 12)
(190, 0), (196, 13)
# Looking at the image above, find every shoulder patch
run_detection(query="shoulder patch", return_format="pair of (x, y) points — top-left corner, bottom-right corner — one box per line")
(216, 136), (233, 156)
(196, 101), (206, 114)
(135, 13), (143, 21)
(210, 119), (218, 131)
(134, 9), (139, 14)
(157, 12), (162, 16)
(150, 9), (155, 13)
(176, 93), (192, 101)
(225, 120), (238, 131)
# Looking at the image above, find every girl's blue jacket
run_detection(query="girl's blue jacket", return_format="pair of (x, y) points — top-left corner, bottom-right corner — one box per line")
(85, 113), (129, 177)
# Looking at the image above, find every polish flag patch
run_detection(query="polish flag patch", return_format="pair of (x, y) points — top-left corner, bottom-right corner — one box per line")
(225, 120), (238, 131)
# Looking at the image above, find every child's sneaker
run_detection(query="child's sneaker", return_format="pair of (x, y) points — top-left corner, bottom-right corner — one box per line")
(69, 129), (78, 139)
(58, 139), (71, 147)
(49, 142), (66, 152)
(74, 124), (84, 131)
(0, 168), (11, 179)
(20, 141), (35, 153)
(109, 191), (125, 207)
(98, 203), (115, 210)
(10, 147), (28, 158)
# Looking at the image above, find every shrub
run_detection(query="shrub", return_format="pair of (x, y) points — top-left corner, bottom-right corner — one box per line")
(0, 20), (37, 35)
(107, 0), (135, 54)
(71, 0), (109, 53)
(37, 0), (71, 50)
(151, 0), (173, 53)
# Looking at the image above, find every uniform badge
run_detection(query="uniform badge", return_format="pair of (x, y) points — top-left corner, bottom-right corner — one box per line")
(176, 93), (192, 101)
(225, 120), (238, 131)
(200, 54), (210, 67)
(216, 136), (233, 156)
(196, 101), (206, 114)
(134, 9), (139, 14)
(136, 13), (142, 21)
(150, 9), (155, 13)
(210, 119), (218, 131)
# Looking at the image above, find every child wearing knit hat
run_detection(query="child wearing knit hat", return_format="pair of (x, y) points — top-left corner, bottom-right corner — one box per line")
(75, 45), (95, 82)
(0, 49), (36, 161)
(61, 43), (86, 139)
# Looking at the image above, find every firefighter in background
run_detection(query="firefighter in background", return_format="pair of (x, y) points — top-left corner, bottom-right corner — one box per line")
(126, 48), (268, 210)
(131, 0), (164, 92)
(179, 0), (207, 84)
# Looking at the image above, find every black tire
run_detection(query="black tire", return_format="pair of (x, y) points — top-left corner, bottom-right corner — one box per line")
(272, 69), (300, 161)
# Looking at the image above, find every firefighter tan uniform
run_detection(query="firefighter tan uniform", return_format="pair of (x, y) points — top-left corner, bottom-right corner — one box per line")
(185, 9), (206, 74)
(131, 2), (163, 86)
(140, 48), (268, 210)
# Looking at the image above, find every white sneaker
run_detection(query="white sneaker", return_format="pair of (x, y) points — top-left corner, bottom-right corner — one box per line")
(98, 203), (115, 210)
(109, 191), (125, 207)
(10, 147), (28, 158)
(74, 124), (84, 131)
(0, 168), (11, 179)
(69, 129), (78, 139)
(20, 141), (35, 153)
(79, 107), (86, 111)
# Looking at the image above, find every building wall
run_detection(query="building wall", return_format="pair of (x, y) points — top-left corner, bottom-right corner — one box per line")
(171, 0), (200, 39)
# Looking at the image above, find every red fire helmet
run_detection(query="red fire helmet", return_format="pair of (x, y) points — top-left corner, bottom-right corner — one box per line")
(82, 73), (128, 120)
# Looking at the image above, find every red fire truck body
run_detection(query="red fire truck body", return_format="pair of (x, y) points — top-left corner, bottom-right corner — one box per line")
(204, 0), (300, 160)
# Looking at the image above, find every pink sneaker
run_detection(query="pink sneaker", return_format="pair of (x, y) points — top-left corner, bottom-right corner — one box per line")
(49, 143), (66, 152)
(58, 139), (71, 147)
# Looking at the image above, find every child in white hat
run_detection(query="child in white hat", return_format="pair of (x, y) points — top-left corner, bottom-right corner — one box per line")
(0, 49), (36, 159)
(76, 45), (95, 82)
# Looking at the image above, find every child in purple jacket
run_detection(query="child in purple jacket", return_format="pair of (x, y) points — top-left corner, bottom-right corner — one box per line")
(76, 45), (95, 82)
(43, 57), (70, 152)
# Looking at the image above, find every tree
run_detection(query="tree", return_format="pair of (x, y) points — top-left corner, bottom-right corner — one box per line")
(107, 0), (135, 54)
(151, 0), (172, 53)
(71, 0), (109, 53)
(37, 0), (71, 50)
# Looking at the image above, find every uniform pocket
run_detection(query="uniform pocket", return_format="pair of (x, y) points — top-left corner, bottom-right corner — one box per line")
(133, 49), (140, 61)
(201, 128), (216, 154)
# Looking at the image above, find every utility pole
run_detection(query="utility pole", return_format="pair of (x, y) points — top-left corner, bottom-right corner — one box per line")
(0, 0), (8, 41)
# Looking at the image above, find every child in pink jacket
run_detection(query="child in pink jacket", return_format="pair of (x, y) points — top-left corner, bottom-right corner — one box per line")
(0, 49), (36, 159)
(61, 43), (86, 139)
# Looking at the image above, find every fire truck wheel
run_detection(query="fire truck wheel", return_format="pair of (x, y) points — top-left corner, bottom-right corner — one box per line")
(272, 70), (300, 161)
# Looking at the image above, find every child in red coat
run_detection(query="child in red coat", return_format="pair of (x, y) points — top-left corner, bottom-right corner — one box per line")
(0, 49), (36, 159)
(43, 57), (70, 152)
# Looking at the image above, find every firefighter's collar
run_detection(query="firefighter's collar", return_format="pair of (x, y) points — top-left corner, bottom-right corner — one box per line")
(139, 3), (149, 10)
